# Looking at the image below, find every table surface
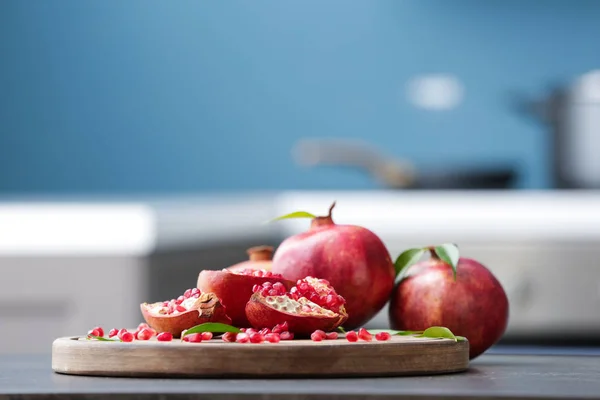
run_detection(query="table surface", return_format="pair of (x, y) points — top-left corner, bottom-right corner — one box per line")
(2, 349), (600, 400)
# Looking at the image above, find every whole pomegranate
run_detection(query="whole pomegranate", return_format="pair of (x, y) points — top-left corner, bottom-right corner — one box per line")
(389, 249), (509, 359)
(227, 245), (274, 273)
(271, 202), (395, 329)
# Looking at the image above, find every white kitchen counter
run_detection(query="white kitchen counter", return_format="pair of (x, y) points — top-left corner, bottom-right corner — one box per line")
(1, 190), (600, 256)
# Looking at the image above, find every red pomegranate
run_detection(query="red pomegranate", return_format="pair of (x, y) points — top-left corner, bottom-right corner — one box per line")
(227, 245), (274, 272)
(197, 268), (295, 328)
(389, 250), (509, 359)
(140, 290), (232, 338)
(245, 277), (348, 335)
(271, 202), (395, 329)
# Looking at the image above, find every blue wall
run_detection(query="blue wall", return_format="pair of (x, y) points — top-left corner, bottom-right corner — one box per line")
(2, 0), (600, 194)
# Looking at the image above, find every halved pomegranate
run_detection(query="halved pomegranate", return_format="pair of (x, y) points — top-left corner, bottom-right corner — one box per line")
(227, 245), (274, 272)
(245, 277), (348, 336)
(140, 289), (231, 338)
(197, 268), (294, 327)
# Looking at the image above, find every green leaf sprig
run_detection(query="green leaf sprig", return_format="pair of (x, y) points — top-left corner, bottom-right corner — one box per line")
(87, 335), (121, 342)
(394, 243), (460, 283)
(180, 322), (242, 339)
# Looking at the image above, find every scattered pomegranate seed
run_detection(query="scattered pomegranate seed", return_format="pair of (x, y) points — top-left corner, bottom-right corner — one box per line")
(201, 332), (213, 341)
(121, 332), (134, 342)
(246, 328), (258, 335)
(137, 328), (153, 341)
(358, 328), (373, 342)
(133, 331), (140, 340)
(311, 332), (324, 341)
(117, 329), (129, 339)
(375, 332), (392, 341)
(272, 321), (289, 334)
(222, 332), (237, 342)
(346, 331), (358, 342)
(186, 333), (203, 343)
(94, 327), (104, 337)
(157, 332), (173, 342)
(87, 328), (101, 338)
(259, 328), (271, 336)
(279, 331), (294, 340)
(249, 333), (264, 343)
(265, 333), (280, 343)
(326, 332), (338, 340)
(137, 322), (149, 331)
(236, 333), (250, 343)
(108, 328), (118, 338)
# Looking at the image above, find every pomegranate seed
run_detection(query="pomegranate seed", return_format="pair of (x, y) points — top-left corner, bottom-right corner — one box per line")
(108, 328), (118, 338)
(311, 332), (324, 341)
(326, 332), (338, 340)
(117, 329), (128, 339)
(157, 332), (173, 342)
(147, 328), (157, 337)
(87, 328), (101, 337)
(346, 331), (358, 342)
(222, 332), (237, 342)
(133, 330), (140, 340)
(175, 305), (186, 313)
(183, 289), (192, 298)
(93, 327), (104, 337)
(268, 289), (278, 296)
(236, 333), (250, 343)
(259, 328), (271, 336)
(176, 296), (184, 304)
(182, 336), (190, 342)
(246, 328), (258, 335)
(263, 281), (272, 287)
(312, 330), (326, 340)
(240, 328), (246, 332)
(279, 331), (294, 340)
(201, 332), (213, 341)
(137, 328), (153, 341)
(375, 332), (392, 341)
(249, 333), (264, 343)
(121, 332), (134, 342)
(358, 328), (372, 342)
(265, 333), (280, 343)
(137, 323), (149, 331)
(186, 333), (203, 343)
(252, 284), (260, 293)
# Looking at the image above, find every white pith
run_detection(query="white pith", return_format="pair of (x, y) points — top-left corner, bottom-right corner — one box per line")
(264, 295), (336, 317)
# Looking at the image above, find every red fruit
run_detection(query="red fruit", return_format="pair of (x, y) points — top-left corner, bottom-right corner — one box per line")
(108, 328), (118, 338)
(201, 332), (213, 341)
(222, 332), (237, 342)
(185, 333), (203, 343)
(358, 328), (372, 341)
(326, 332), (338, 340)
(245, 278), (348, 336)
(226, 246), (275, 273)
(265, 333), (280, 343)
(388, 253), (509, 359)
(271, 202), (396, 329)
(346, 331), (358, 342)
(140, 291), (232, 338)
(157, 332), (173, 342)
(121, 332), (134, 342)
(375, 332), (391, 341)
(236, 333), (250, 343)
(137, 328), (153, 341)
(279, 331), (294, 340)
(197, 263), (294, 328)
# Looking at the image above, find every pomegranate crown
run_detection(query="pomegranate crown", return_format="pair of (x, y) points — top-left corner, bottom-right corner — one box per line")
(267, 201), (337, 227)
(393, 243), (460, 284)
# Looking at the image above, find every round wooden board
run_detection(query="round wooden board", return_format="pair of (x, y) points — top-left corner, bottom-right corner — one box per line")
(52, 334), (470, 378)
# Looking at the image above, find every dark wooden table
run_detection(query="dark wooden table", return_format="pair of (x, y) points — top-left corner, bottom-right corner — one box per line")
(2, 347), (600, 399)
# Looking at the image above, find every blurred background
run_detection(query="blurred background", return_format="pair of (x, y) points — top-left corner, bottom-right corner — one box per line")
(2, 0), (600, 354)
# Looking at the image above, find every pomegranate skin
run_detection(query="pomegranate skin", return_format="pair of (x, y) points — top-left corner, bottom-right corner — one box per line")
(197, 270), (295, 327)
(272, 223), (395, 329)
(389, 257), (509, 359)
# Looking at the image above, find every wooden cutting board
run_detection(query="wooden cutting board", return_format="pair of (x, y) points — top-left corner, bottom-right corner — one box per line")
(52, 334), (469, 378)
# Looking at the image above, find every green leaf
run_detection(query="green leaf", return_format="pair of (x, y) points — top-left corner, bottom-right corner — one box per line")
(416, 326), (458, 341)
(337, 326), (347, 333)
(394, 248), (425, 282)
(456, 336), (467, 342)
(87, 335), (121, 342)
(433, 243), (460, 280)
(181, 322), (242, 338)
(268, 211), (316, 223)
